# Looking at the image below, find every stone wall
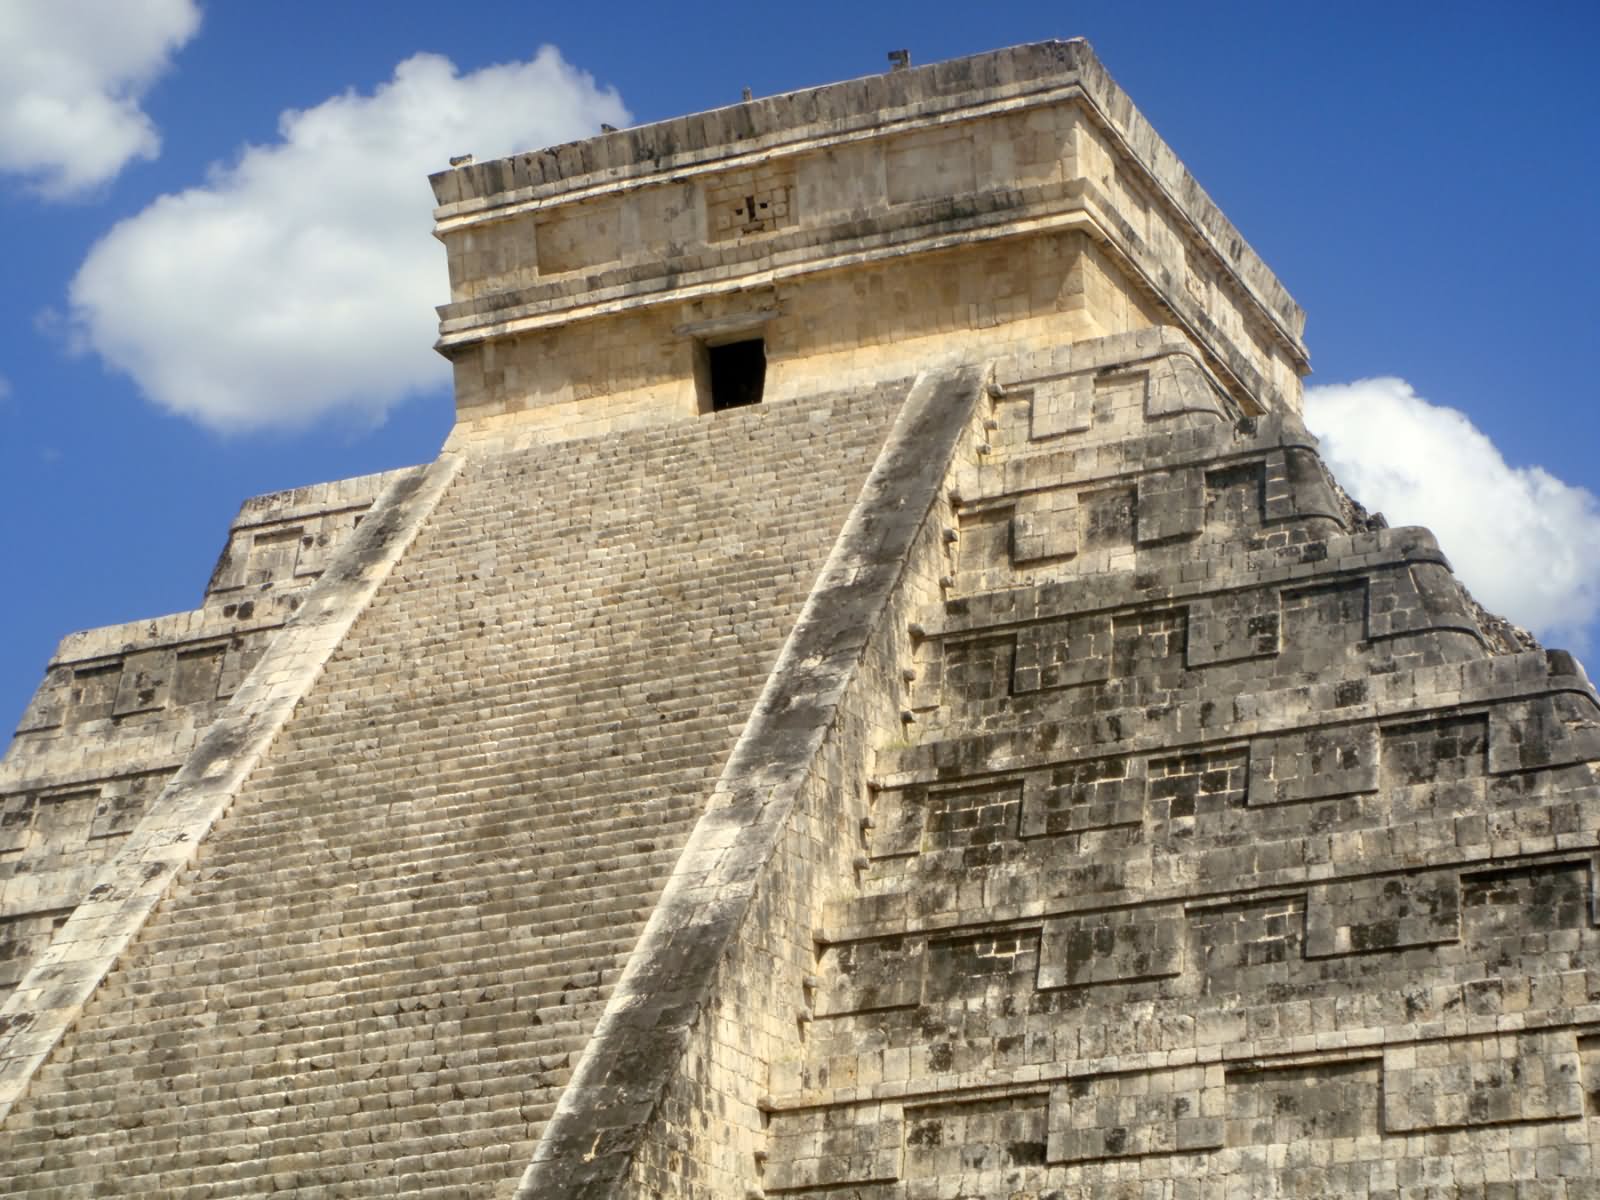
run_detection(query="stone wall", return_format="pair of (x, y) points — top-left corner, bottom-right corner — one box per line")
(758, 329), (1600, 1198)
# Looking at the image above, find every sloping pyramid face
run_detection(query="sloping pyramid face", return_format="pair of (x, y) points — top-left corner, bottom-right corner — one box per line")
(759, 332), (1600, 1197)
(0, 387), (902, 1194)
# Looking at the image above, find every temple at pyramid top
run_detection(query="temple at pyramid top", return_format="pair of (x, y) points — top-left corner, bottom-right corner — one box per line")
(427, 39), (1308, 445)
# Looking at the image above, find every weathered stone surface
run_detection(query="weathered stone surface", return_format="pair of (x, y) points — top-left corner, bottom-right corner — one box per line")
(2, 37), (1597, 1200)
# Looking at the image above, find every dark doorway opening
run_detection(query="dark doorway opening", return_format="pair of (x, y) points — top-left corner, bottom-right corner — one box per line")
(707, 339), (766, 411)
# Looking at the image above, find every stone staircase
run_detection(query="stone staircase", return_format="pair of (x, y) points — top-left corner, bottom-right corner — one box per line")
(0, 470), (409, 1013)
(0, 383), (903, 1197)
(760, 331), (1600, 1198)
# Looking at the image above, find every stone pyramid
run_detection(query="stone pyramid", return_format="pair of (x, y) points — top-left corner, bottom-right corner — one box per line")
(2, 40), (1597, 1199)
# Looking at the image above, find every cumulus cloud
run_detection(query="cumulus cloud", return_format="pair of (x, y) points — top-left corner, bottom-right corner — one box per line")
(0, 0), (200, 196)
(69, 48), (627, 433)
(1305, 377), (1600, 649)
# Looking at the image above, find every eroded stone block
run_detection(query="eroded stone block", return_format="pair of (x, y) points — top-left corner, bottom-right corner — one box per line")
(1135, 467), (1203, 545)
(1187, 591), (1280, 666)
(1012, 615), (1111, 693)
(1248, 725), (1379, 805)
(1225, 1058), (1380, 1146)
(1048, 1066), (1224, 1162)
(1020, 755), (1141, 836)
(1038, 903), (1183, 989)
(1305, 870), (1461, 958)
(1488, 693), (1600, 773)
(814, 937), (925, 1016)
(1383, 1030), (1581, 1132)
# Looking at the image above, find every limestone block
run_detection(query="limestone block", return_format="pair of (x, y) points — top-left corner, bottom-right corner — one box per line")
(1382, 1030), (1582, 1132)
(1025, 372), (1093, 440)
(1037, 902), (1184, 989)
(1047, 1066), (1224, 1162)
(1488, 693), (1600, 773)
(1248, 725), (1380, 806)
(1010, 491), (1079, 563)
(815, 937), (925, 1016)
(1304, 870), (1461, 958)
(1012, 614), (1111, 693)
(1020, 755), (1141, 836)
(1135, 467), (1204, 545)
(1186, 590), (1279, 666)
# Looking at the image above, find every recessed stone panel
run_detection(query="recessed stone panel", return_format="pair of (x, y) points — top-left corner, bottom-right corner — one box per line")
(111, 649), (174, 717)
(1012, 615), (1111, 693)
(1110, 609), (1188, 677)
(1010, 492), (1080, 563)
(1225, 1058), (1380, 1146)
(903, 1092), (1048, 1181)
(922, 781), (1025, 857)
(1020, 755), (1142, 837)
(1305, 870), (1461, 958)
(1038, 903), (1183, 989)
(814, 937), (925, 1017)
(942, 633), (1017, 704)
(924, 927), (1041, 1005)
(1488, 694), (1600, 773)
(1247, 725), (1379, 806)
(1146, 747), (1249, 824)
(1382, 1030), (1582, 1132)
(1024, 373), (1093, 440)
(763, 1102), (904, 1191)
(1461, 861), (1592, 941)
(867, 787), (926, 859)
(1047, 1066), (1224, 1162)
(1079, 485), (1136, 551)
(1187, 895), (1306, 987)
(1380, 713), (1489, 786)
(1135, 467), (1204, 545)
(1204, 461), (1266, 532)
(1186, 591), (1280, 666)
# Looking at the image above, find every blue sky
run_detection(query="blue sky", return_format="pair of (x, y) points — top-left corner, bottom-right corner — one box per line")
(2, 1), (1597, 734)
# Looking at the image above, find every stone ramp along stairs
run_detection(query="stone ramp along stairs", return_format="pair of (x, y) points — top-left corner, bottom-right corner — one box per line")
(0, 381), (905, 1197)
(757, 331), (1600, 1198)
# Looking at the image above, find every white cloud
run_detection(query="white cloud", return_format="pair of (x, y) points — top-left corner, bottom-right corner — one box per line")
(68, 47), (628, 434)
(0, 0), (201, 196)
(1305, 377), (1600, 650)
